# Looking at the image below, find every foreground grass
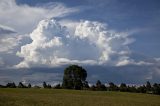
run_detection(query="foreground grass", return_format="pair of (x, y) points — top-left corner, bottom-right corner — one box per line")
(0, 88), (160, 106)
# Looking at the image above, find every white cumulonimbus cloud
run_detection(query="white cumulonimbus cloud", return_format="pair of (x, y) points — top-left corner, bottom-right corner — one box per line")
(16, 18), (135, 68)
(74, 21), (135, 64)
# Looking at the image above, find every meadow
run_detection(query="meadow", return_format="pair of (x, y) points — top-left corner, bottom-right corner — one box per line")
(0, 88), (160, 106)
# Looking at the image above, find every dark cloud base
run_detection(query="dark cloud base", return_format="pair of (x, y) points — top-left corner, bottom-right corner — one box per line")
(0, 65), (159, 85)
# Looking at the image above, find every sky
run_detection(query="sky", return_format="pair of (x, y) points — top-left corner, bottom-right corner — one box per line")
(0, 0), (160, 85)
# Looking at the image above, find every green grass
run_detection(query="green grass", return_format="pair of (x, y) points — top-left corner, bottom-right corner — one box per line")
(0, 88), (160, 106)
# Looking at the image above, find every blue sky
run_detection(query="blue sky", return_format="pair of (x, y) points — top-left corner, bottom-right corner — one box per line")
(0, 0), (160, 85)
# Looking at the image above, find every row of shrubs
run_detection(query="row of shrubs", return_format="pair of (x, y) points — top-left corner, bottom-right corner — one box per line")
(0, 81), (160, 95)
(90, 81), (160, 95)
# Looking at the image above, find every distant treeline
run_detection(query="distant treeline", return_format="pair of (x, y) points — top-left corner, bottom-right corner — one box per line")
(0, 81), (160, 95)
(0, 65), (160, 95)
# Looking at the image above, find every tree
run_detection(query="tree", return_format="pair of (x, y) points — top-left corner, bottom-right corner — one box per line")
(90, 85), (96, 91)
(62, 65), (87, 90)
(137, 85), (147, 93)
(127, 86), (137, 93)
(6, 82), (16, 88)
(120, 83), (127, 92)
(43, 82), (47, 88)
(83, 81), (89, 89)
(28, 83), (31, 88)
(0, 85), (5, 88)
(96, 80), (106, 91)
(18, 82), (25, 88)
(152, 83), (160, 95)
(54, 84), (62, 89)
(43, 82), (52, 88)
(146, 81), (152, 92)
(108, 82), (118, 91)
(47, 84), (51, 88)
(96, 80), (102, 88)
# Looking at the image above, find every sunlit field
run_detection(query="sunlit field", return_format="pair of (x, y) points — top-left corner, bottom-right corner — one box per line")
(0, 88), (160, 106)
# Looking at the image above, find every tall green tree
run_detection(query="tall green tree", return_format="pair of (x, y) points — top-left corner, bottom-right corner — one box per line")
(62, 65), (87, 90)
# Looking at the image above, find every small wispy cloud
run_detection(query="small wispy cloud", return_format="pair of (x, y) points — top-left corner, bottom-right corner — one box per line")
(0, 57), (4, 66)
(0, 0), (79, 34)
(0, 24), (16, 35)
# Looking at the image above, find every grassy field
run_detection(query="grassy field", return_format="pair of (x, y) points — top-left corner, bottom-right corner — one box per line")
(0, 88), (160, 106)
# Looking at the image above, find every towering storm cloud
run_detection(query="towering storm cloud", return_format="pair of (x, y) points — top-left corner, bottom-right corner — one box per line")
(16, 18), (135, 68)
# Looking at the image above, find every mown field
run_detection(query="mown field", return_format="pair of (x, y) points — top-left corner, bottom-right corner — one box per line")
(0, 88), (160, 106)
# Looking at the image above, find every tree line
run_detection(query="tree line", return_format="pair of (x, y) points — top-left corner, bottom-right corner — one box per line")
(0, 65), (160, 95)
